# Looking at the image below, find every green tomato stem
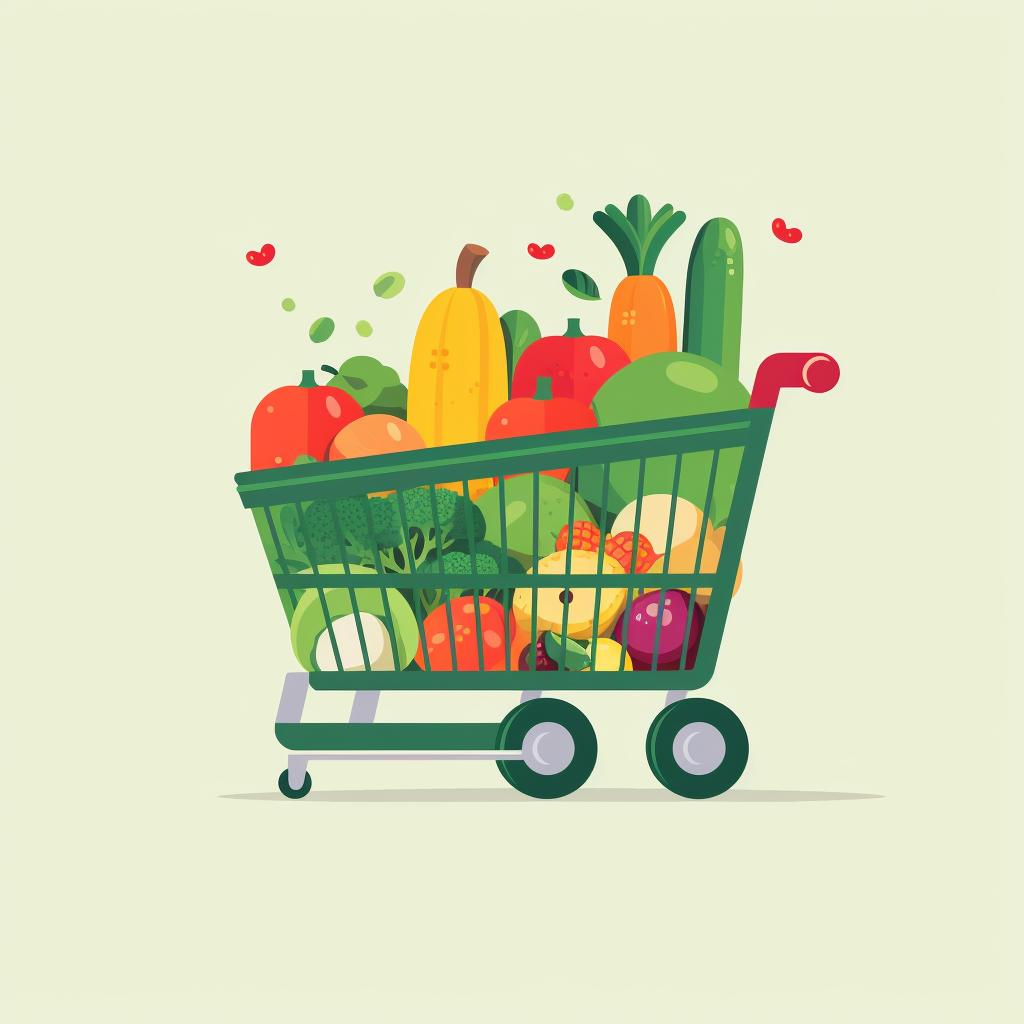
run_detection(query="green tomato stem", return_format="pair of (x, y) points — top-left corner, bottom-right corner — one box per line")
(533, 376), (554, 401)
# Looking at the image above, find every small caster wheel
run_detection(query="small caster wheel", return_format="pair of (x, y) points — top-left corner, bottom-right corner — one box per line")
(496, 697), (597, 799)
(646, 697), (748, 799)
(278, 769), (312, 799)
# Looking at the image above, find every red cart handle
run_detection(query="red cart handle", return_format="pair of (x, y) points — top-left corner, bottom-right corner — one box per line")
(749, 352), (840, 409)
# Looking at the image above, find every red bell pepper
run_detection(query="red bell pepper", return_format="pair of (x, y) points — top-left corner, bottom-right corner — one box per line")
(250, 369), (363, 470)
(485, 375), (597, 482)
(510, 318), (630, 407)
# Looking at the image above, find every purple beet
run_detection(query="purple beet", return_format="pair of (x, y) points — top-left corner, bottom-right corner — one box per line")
(518, 632), (560, 672)
(612, 590), (704, 670)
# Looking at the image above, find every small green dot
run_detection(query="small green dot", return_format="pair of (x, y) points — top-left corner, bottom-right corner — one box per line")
(355, 320), (373, 337)
(556, 193), (574, 211)
(281, 297), (295, 311)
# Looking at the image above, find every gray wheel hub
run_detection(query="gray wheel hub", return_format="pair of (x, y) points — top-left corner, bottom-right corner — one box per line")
(672, 722), (726, 776)
(522, 723), (575, 775)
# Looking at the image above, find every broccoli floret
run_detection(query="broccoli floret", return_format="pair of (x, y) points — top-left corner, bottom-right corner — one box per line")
(364, 495), (404, 552)
(298, 487), (487, 577)
(421, 549), (496, 576)
(417, 549), (500, 615)
(399, 486), (455, 534)
(370, 488), (484, 573)
(299, 496), (376, 565)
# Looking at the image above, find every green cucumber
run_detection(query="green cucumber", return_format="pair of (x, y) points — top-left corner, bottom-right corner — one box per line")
(682, 218), (743, 379)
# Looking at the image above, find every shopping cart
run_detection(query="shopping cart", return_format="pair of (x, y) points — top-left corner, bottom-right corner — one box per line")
(235, 351), (839, 800)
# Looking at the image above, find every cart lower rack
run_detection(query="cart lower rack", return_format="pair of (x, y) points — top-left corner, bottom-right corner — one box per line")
(235, 352), (839, 799)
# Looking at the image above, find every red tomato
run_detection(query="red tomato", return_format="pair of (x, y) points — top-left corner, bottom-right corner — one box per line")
(415, 597), (515, 671)
(250, 370), (363, 470)
(511, 317), (630, 407)
(486, 377), (596, 481)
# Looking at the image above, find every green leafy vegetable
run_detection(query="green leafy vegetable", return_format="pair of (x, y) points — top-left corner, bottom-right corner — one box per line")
(372, 272), (405, 299)
(370, 382), (408, 419)
(561, 269), (601, 301)
(321, 355), (408, 419)
(500, 309), (542, 389)
(544, 632), (592, 671)
(260, 503), (310, 579)
(323, 355), (397, 408)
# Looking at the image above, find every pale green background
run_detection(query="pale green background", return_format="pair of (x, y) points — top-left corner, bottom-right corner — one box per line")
(2, 0), (1021, 1020)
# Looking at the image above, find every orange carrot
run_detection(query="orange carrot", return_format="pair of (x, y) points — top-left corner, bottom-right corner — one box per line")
(594, 195), (686, 359)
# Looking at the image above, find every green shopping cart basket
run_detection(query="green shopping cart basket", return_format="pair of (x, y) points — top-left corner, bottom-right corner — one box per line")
(235, 351), (839, 800)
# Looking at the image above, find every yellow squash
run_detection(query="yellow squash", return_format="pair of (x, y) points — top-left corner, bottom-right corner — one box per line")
(407, 243), (508, 453)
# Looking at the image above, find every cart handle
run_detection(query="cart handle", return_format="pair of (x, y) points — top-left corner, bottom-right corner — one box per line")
(749, 352), (840, 409)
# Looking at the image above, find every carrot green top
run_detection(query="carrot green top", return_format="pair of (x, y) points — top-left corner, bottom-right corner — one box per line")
(593, 195), (687, 277)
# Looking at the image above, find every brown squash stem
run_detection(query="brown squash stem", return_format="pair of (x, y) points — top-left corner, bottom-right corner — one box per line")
(455, 243), (489, 288)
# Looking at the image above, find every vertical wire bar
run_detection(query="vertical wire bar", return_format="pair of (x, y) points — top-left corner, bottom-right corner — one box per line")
(529, 470), (540, 671)
(558, 468), (578, 671)
(429, 484), (459, 670)
(617, 458), (647, 671)
(649, 451), (685, 671)
(589, 461), (612, 671)
(461, 478), (486, 670)
(360, 499), (402, 671)
(261, 505), (296, 613)
(681, 448), (720, 671)
(294, 501), (343, 673)
(496, 473), (512, 671)
(395, 487), (431, 673)
(326, 498), (372, 672)
(701, 443), (744, 650)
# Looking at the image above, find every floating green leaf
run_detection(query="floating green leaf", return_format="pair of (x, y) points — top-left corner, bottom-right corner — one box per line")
(281, 297), (295, 311)
(308, 316), (335, 343)
(561, 269), (601, 301)
(556, 193), (574, 211)
(544, 632), (592, 671)
(355, 320), (373, 337)
(373, 272), (405, 299)
(500, 309), (541, 388)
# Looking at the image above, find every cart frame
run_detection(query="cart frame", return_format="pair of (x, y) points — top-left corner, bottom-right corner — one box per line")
(236, 352), (839, 798)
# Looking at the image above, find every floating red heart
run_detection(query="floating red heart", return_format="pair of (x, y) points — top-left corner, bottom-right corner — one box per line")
(246, 243), (276, 266)
(772, 219), (802, 244)
(527, 242), (555, 260)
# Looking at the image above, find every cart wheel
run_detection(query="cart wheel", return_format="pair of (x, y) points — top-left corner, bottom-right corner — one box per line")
(646, 698), (748, 799)
(277, 769), (312, 800)
(496, 698), (597, 799)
